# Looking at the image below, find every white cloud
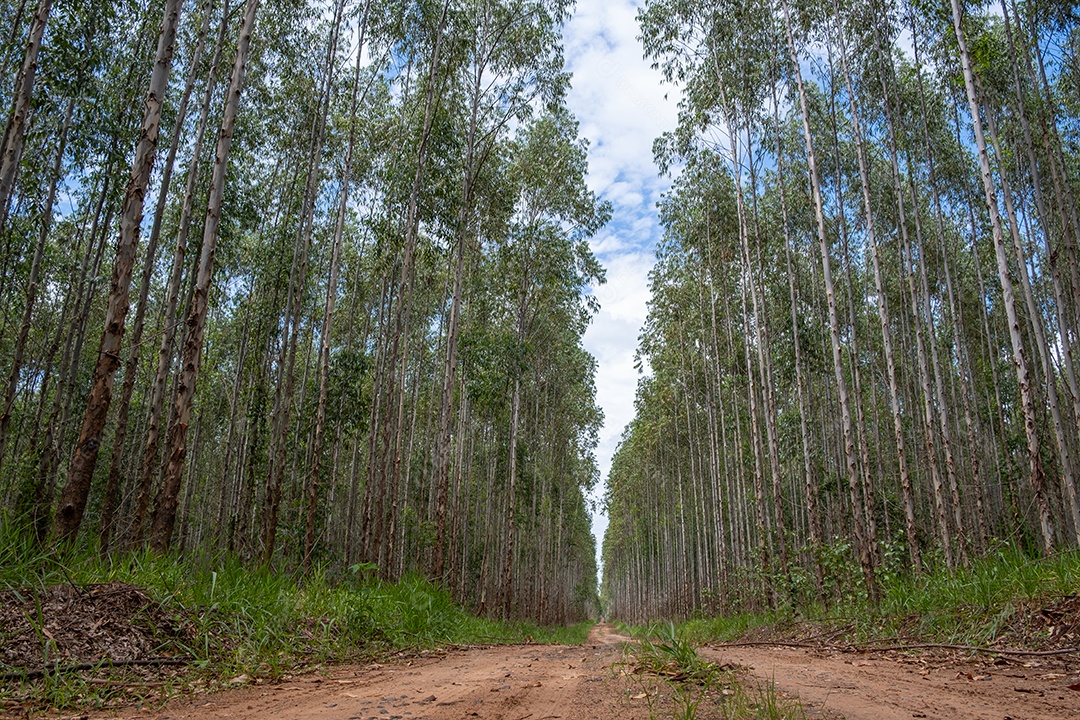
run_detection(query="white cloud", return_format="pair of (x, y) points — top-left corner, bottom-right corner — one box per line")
(563, 0), (679, 578)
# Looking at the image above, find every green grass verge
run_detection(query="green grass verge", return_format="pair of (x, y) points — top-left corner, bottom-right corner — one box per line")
(0, 528), (590, 684)
(654, 544), (1080, 648)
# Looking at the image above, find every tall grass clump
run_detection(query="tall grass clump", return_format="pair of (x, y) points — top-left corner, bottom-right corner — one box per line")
(0, 518), (591, 679)
(861, 543), (1080, 644)
(650, 542), (1080, 648)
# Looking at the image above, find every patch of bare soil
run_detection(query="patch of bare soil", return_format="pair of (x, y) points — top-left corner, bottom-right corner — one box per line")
(701, 642), (1080, 719)
(74, 623), (662, 720)
(43, 623), (1072, 720)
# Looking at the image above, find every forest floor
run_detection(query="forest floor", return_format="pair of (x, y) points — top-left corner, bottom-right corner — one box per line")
(3, 587), (1080, 719)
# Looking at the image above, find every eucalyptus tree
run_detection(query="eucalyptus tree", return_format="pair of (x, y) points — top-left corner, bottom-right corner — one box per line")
(0, 0), (605, 625)
(52, 0), (187, 543)
(260, 0), (348, 566)
(132, 0), (232, 542)
(490, 109), (607, 617)
(947, 0), (1054, 551)
(826, 1), (920, 570)
(362, 0), (453, 577)
(0, 0), (51, 233)
(605, 0), (1080, 624)
(150, 0), (259, 553)
(304, 0), (375, 574)
(431, 0), (572, 584)
(100, 0), (218, 553)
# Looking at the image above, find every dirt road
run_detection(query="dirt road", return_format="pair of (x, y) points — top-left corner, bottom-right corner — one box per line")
(80, 625), (1080, 720)
(702, 643), (1080, 719)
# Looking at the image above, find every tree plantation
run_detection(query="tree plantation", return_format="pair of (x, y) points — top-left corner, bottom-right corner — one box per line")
(603, 0), (1080, 623)
(5, 0), (1080, 637)
(0, 0), (606, 624)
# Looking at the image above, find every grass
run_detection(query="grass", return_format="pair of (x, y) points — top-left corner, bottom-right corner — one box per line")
(634, 542), (1080, 651)
(618, 622), (806, 719)
(608, 546), (1080, 718)
(0, 524), (591, 711)
(865, 544), (1080, 645)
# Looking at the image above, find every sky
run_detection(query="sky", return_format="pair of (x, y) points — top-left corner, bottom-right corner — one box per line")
(560, 0), (681, 575)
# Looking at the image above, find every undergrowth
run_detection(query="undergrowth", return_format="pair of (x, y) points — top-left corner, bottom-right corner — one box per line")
(0, 523), (590, 711)
(672, 543), (1080, 648)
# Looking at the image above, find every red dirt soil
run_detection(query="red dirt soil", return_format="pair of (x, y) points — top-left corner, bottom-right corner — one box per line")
(27, 624), (1070, 720)
(702, 643), (1080, 719)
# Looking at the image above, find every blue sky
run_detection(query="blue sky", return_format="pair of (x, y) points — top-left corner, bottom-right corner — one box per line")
(561, 0), (681, 573)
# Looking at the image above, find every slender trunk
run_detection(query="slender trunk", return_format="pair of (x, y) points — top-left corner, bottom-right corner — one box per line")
(262, 0), (345, 566)
(869, 29), (957, 568)
(132, 0), (230, 543)
(304, 0), (370, 573)
(832, 11), (919, 572)
(0, 0), (51, 232)
(781, 0), (877, 599)
(375, 0), (450, 577)
(100, 0), (214, 553)
(0, 96), (72, 476)
(150, 0), (259, 553)
(433, 54), (484, 582)
(52, 0), (186, 543)
(948, 0), (1054, 552)
(980, 84), (1080, 545)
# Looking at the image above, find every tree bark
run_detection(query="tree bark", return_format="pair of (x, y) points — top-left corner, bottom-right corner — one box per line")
(948, 0), (1054, 552)
(0, 0), (51, 234)
(303, 0), (371, 573)
(0, 96), (72, 477)
(52, 0), (186, 544)
(100, 0), (215, 553)
(132, 0), (230, 544)
(150, 0), (259, 553)
(781, 0), (876, 599)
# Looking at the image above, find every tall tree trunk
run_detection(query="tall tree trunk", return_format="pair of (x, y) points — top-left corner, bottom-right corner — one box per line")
(0, 0), (51, 233)
(781, 0), (877, 599)
(132, 0), (230, 543)
(769, 72), (823, 594)
(980, 86), (1080, 545)
(374, 0), (450, 577)
(262, 0), (345, 566)
(0, 96), (72, 477)
(52, 0), (186, 543)
(831, 10), (920, 572)
(100, 0), (215, 553)
(948, 0), (1054, 552)
(150, 0), (259, 553)
(1000, 0), (1080, 545)
(872, 32), (956, 568)
(303, 0), (370, 573)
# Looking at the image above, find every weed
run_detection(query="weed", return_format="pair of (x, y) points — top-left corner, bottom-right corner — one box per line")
(618, 622), (807, 719)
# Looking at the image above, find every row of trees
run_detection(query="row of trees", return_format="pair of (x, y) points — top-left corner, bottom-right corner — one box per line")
(0, 0), (605, 623)
(603, 0), (1080, 622)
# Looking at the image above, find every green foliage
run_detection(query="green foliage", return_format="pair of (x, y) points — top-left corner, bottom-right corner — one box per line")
(0, 522), (592, 680)
(661, 545), (1080, 648)
(0, 0), (606, 630)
